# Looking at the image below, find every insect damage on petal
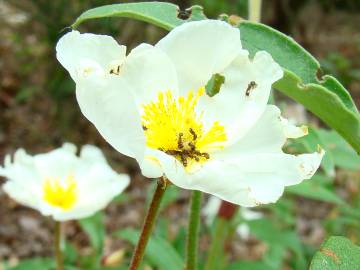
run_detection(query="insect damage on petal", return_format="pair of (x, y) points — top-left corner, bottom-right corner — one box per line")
(141, 88), (227, 169)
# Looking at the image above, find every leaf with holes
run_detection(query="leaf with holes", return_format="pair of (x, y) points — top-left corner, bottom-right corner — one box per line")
(72, 2), (206, 30)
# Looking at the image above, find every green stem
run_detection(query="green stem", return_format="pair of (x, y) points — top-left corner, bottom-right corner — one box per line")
(128, 178), (168, 270)
(54, 221), (63, 270)
(248, 0), (262, 23)
(185, 190), (203, 270)
(204, 218), (228, 270)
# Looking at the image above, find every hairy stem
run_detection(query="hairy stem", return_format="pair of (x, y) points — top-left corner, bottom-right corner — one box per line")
(54, 221), (63, 270)
(128, 178), (168, 270)
(185, 190), (203, 270)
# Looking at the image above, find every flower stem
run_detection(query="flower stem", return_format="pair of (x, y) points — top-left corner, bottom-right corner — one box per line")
(204, 201), (238, 270)
(54, 221), (63, 270)
(128, 178), (168, 270)
(204, 218), (228, 270)
(185, 190), (203, 270)
(248, 0), (262, 23)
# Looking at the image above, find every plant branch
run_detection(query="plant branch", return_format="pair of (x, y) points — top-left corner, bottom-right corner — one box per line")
(185, 190), (203, 270)
(128, 177), (168, 270)
(54, 221), (63, 270)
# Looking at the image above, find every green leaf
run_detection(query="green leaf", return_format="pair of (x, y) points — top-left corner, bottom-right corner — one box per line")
(115, 228), (183, 270)
(239, 22), (318, 84)
(310, 236), (360, 270)
(6, 258), (54, 270)
(274, 70), (360, 154)
(226, 261), (273, 270)
(72, 2), (206, 30)
(78, 211), (105, 266)
(286, 176), (346, 205)
(316, 129), (360, 170)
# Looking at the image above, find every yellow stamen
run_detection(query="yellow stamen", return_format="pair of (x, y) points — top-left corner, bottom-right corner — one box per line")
(141, 87), (227, 168)
(43, 175), (77, 210)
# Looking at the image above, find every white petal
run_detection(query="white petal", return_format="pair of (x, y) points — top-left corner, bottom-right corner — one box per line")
(218, 105), (286, 156)
(198, 51), (283, 144)
(76, 75), (145, 160)
(139, 148), (164, 179)
(56, 31), (126, 82)
(280, 116), (308, 138)
(121, 43), (178, 107)
(1, 150), (43, 209)
(156, 20), (241, 93)
(220, 151), (324, 205)
(33, 143), (79, 179)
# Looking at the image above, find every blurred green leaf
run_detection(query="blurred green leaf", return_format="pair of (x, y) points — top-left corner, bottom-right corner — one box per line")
(79, 212), (105, 266)
(5, 258), (54, 270)
(225, 260), (272, 270)
(310, 236), (360, 270)
(115, 228), (183, 270)
(64, 240), (78, 265)
(286, 175), (346, 205)
(247, 218), (306, 269)
(72, 2), (206, 30)
(317, 129), (360, 170)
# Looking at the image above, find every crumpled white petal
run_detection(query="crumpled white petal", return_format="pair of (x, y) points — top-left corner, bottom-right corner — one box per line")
(0, 143), (129, 221)
(56, 30), (126, 82)
(156, 20), (241, 93)
(218, 105), (306, 157)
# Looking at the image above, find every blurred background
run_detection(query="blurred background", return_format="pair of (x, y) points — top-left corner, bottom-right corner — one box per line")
(0, 0), (360, 269)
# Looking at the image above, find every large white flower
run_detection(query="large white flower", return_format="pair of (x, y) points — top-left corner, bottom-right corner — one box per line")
(56, 20), (324, 207)
(0, 143), (129, 221)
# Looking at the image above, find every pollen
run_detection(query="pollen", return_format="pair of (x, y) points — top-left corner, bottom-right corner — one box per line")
(141, 87), (227, 168)
(43, 175), (77, 210)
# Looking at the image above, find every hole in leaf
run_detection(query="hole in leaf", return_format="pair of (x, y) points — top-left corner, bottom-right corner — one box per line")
(205, 73), (225, 97)
(177, 7), (191, 20)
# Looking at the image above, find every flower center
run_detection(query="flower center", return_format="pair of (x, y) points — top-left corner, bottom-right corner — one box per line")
(141, 87), (227, 168)
(43, 175), (77, 210)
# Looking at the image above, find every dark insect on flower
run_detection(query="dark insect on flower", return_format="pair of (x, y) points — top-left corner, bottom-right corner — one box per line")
(110, 65), (121, 75)
(189, 128), (197, 140)
(178, 132), (184, 149)
(245, 81), (257, 96)
(142, 125), (148, 131)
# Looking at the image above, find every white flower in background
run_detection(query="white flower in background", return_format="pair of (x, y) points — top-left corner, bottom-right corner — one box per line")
(203, 196), (262, 240)
(56, 20), (324, 206)
(0, 143), (129, 221)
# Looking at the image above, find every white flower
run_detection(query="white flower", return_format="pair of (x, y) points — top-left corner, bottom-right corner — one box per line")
(0, 143), (129, 221)
(56, 20), (324, 206)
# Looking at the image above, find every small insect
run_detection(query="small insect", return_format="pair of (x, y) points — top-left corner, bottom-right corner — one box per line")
(245, 81), (257, 96)
(110, 65), (121, 75)
(189, 128), (197, 141)
(142, 125), (148, 131)
(178, 132), (184, 149)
